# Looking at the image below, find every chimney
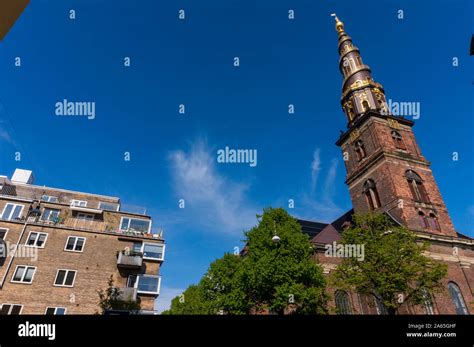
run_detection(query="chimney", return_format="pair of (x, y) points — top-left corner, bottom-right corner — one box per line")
(11, 169), (35, 185)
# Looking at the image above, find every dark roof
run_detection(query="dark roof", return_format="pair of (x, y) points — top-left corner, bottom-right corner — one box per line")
(297, 209), (354, 239)
(456, 231), (473, 240)
(297, 219), (328, 239)
(330, 209), (354, 231)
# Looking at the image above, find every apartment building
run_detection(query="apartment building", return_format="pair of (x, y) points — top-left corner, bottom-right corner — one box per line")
(0, 169), (164, 314)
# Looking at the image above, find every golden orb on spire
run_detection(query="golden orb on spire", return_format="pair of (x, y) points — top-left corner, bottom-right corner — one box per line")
(331, 13), (344, 33)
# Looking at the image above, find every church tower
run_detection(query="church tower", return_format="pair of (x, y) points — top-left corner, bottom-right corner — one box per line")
(332, 15), (456, 237)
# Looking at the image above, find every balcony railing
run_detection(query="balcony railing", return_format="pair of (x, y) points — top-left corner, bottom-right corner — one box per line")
(20, 216), (159, 239)
(117, 287), (138, 302)
(117, 251), (143, 268)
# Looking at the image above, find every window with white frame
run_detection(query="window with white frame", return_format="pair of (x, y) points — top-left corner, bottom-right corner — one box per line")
(70, 200), (87, 207)
(136, 275), (160, 295)
(26, 232), (48, 248)
(142, 243), (165, 261)
(64, 236), (86, 252)
(0, 228), (8, 240)
(11, 265), (36, 284)
(40, 208), (60, 222)
(120, 217), (150, 233)
(1, 203), (23, 221)
(45, 307), (66, 315)
(0, 304), (22, 315)
(99, 202), (119, 211)
(41, 195), (59, 203)
(54, 269), (77, 287)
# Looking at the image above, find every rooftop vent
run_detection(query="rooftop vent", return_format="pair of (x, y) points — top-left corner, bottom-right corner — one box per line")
(11, 169), (34, 185)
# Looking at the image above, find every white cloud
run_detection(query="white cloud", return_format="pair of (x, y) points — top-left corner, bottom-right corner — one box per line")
(310, 148), (321, 196)
(155, 287), (184, 314)
(298, 149), (344, 222)
(168, 139), (257, 234)
(0, 127), (13, 144)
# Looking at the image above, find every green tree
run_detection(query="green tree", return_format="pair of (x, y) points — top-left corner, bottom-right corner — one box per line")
(241, 207), (328, 314)
(164, 208), (328, 315)
(97, 275), (141, 314)
(331, 213), (447, 315)
(161, 285), (213, 315)
(200, 253), (248, 314)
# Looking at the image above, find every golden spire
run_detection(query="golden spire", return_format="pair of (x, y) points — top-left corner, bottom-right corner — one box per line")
(331, 13), (344, 33)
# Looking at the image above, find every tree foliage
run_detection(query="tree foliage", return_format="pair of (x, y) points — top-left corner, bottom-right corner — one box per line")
(331, 213), (447, 314)
(97, 275), (141, 314)
(163, 208), (328, 314)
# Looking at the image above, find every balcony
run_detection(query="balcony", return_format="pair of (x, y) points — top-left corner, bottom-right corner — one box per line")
(117, 287), (137, 302)
(117, 251), (143, 269)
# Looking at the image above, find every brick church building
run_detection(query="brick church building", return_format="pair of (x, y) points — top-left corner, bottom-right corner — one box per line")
(299, 16), (473, 315)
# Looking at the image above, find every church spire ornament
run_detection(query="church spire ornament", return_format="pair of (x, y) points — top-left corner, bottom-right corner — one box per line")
(331, 14), (390, 127)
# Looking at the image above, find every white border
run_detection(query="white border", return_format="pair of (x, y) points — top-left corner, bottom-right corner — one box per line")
(53, 269), (77, 288)
(142, 243), (165, 261)
(11, 265), (37, 284)
(63, 236), (86, 253)
(1, 203), (24, 220)
(25, 231), (48, 248)
(135, 275), (161, 295)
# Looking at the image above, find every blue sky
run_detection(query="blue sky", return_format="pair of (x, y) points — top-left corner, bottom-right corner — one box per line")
(0, 0), (472, 312)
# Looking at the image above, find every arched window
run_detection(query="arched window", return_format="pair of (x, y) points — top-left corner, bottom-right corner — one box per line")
(447, 282), (469, 314)
(361, 100), (370, 112)
(335, 290), (352, 315)
(421, 289), (434, 315)
(364, 179), (381, 210)
(406, 170), (430, 203)
(391, 130), (406, 150)
(354, 140), (366, 161)
(428, 213), (441, 231)
(418, 211), (429, 229)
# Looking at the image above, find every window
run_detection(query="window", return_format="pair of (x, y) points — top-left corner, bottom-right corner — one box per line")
(373, 294), (388, 315)
(41, 195), (58, 203)
(40, 208), (60, 222)
(136, 275), (161, 295)
(447, 282), (469, 315)
(120, 217), (151, 233)
(132, 242), (142, 253)
(335, 290), (352, 315)
(406, 170), (429, 203)
(11, 265), (36, 284)
(421, 289), (434, 315)
(354, 140), (366, 161)
(391, 130), (406, 150)
(363, 179), (381, 210)
(26, 232), (48, 248)
(428, 213), (441, 231)
(0, 304), (22, 315)
(99, 202), (119, 211)
(418, 211), (429, 229)
(0, 228), (8, 240)
(64, 236), (86, 252)
(54, 269), (77, 287)
(45, 307), (66, 315)
(142, 243), (165, 261)
(70, 200), (87, 207)
(1, 203), (23, 221)
(361, 100), (370, 112)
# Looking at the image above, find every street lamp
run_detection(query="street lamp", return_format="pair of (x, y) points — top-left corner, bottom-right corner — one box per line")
(272, 220), (280, 243)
